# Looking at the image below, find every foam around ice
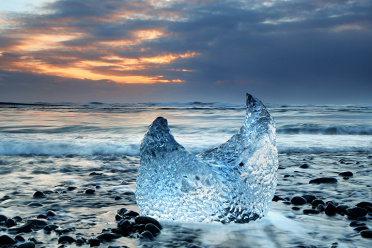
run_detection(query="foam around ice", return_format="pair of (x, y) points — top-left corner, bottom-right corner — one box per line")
(136, 94), (278, 223)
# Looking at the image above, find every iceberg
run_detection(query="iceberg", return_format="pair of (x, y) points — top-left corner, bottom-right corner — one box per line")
(136, 93), (278, 223)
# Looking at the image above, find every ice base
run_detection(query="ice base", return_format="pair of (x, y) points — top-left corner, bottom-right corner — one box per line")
(136, 94), (278, 223)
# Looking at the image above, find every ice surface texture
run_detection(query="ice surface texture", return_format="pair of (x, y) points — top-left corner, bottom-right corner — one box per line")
(136, 93), (278, 223)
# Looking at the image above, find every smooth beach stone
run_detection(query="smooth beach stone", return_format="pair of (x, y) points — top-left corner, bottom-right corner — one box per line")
(356, 202), (372, 212)
(33, 191), (46, 198)
(0, 214), (8, 222)
(27, 202), (43, 207)
(350, 221), (366, 227)
(85, 189), (95, 194)
(339, 171), (353, 177)
(58, 235), (76, 243)
(114, 196), (122, 200)
(140, 230), (155, 241)
(347, 207), (367, 219)
(361, 230), (372, 238)
(325, 202), (337, 216)
(0, 235), (17, 244)
(5, 218), (17, 227)
(17, 241), (36, 248)
(145, 223), (161, 236)
(135, 216), (162, 230)
(309, 177), (338, 184)
(46, 210), (57, 217)
(76, 238), (86, 245)
(67, 186), (77, 191)
(303, 209), (320, 215)
(117, 220), (134, 234)
(117, 208), (128, 216)
(28, 218), (48, 228)
(8, 223), (32, 233)
(312, 199), (325, 208)
(316, 204), (326, 212)
(336, 205), (349, 215)
(125, 210), (139, 217)
(291, 196), (307, 205)
(15, 235), (25, 242)
(37, 214), (47, 219)
(115, 214), (123, 221)
(88, 238), (100, 247)
(96, 233), (120, 240)
(302, 195), (316, 204)
(354, 226), (369, 232)
(272, 195), (283, 201)
(299, 163), (309, 168)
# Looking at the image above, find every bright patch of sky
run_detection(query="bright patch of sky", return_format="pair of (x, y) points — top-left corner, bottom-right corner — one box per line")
(0, 0), (57, 14)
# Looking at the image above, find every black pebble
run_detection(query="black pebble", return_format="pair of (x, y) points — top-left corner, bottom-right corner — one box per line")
(354, 226), (369, 232)
(356, 202), (372, 212)
(312, 199), (325, 208)
(272, 195), (283, 201)
(303, 209), (320, 215)
(117, 208), (128, 216)
(350, 221), (366, 227)
(58, 235), (76, 244)
(292, 207), (301, 211)
(67, 186), (77, 191)
(15, 235), (25, 242)
(117, 220), (133, 234)
(291, 196), (307, 205)
(140, 230), (155, 241)
(0, 235), (17, 244)
(325, 202), (337, 216)
(347, 207), (367, 219)
(8, 222), (32, 233)
(0, 215), (7, 222)
(300, 163), (309, 169)
(115, 214), (123, 221)
(145, 223), (161, 236)
(85, 189), (95, 194)
(88, 238), (100, 247)
(37, 214), (47, 219)
(135, 216), (162, 230)
(302, 195), (316, 204)
(96, 233), (120, 240)
(47, 210), (57, 217)
(125, 210), (139, 217)
(316, 204), (326, 212)
(114, 196), (122, 200)
(309, 177), (337, 184)
(76, 238), (86, 245)
(5, 218), (16, 227)
(33, 191), (46, 198)
(336, 205), (349, 215)
(361, 230), (372, 238)
(339, 171), (353, 177)
(29, 218), (48, 228)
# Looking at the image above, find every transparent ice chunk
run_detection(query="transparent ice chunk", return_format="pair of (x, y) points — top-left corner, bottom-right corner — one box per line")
(136, 93), (278, 223)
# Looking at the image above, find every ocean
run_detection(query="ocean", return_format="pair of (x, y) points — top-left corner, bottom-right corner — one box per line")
(0, 101), (371, 247)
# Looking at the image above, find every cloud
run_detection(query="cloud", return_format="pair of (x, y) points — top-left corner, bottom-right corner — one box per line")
(0, 0), (371, 103)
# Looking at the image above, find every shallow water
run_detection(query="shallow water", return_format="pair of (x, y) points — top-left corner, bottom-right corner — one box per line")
(0, 102), (372, 247)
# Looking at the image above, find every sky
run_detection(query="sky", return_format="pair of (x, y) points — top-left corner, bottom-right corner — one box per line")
(0, 0), (371, 104)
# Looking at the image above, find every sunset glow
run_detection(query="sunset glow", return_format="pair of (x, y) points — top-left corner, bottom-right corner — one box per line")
(0, 0), (371, 103)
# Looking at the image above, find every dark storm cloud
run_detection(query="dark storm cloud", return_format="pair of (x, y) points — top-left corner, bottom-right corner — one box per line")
(0, 0), (371, 103)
